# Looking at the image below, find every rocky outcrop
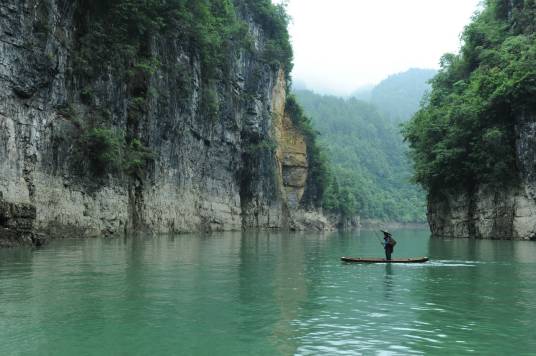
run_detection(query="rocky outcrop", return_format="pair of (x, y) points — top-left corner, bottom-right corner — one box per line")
(428, 110), (536, 240)
(0, 194), (47, 247)
(273, 71), (308, 210)
(0, 0), (330, 246)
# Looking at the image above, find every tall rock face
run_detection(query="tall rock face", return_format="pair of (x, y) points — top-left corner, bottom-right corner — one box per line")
(0, 0), (328, 246)
(428, 110), (536, 240)
(416, 1), (536, 240)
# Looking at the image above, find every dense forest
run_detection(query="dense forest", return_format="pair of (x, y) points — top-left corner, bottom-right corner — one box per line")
(369, 69), (437, 122)
(295, 90), (427, 223)
(404, 0), (536, 194)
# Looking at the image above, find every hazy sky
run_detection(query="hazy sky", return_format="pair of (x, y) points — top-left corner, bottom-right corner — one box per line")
(276, 0), (482, 95)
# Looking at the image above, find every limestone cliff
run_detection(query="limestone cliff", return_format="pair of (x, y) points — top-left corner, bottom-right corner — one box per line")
(405, 1), (536, 240)
(0, 0), (330, 246)
(428, 111), (536, 240)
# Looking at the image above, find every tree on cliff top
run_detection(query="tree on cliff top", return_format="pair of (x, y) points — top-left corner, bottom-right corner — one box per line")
(404, 0), (536, 194)
(75, 0), (293, 82)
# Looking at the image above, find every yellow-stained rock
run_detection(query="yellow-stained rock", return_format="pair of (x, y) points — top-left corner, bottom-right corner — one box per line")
(271, 70), (308, 209)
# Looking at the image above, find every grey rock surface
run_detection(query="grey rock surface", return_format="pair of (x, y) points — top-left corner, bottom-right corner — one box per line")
(427, 111), (536, 240)
(0, 1), (331, 246)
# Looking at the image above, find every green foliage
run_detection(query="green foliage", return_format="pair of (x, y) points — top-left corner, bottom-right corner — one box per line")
(129, 57), (161, 77)
(126, 96), (147, 129)
(80, 86), (93, 105)
(245, 138), (277, 154)
(338, 188), (357, 219)
(322, 175), (341, 212)
(201, 87), (220, 122)
(295, 90), (427, 223)
(77, 125), (154, 177)
(236, 0), (293, 78)
(74, 0), (292, 83)
(80, 128), (122, 175)
(173, 0), (242, 81)
(124, 138), (154, 177)
(404, 0), (536, 193)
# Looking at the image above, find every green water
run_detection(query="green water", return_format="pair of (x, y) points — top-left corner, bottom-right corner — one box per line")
(1, 229), (536, 355)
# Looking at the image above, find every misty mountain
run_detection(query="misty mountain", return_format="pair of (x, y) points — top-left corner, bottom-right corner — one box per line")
(291, 79), (308, 91)
(352, 68), (437, 122)
(350, 84), (374, 101)
(294, 89), (426, 223)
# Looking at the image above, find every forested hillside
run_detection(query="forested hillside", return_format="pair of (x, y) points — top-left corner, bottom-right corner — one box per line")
(370, 68), (437, 122)
(295, 90), (426, 223)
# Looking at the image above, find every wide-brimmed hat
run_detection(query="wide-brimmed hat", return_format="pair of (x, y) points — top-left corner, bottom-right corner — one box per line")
(380, 229), (391, 235)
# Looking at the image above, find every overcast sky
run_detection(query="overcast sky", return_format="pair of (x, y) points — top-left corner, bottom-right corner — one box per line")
(276, 0), (482, 95)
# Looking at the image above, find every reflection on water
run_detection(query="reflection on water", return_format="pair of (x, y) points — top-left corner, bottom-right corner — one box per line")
(409, 237), (536, 354)
(383, 264), (394, 301)
(0, 229), (536, 355)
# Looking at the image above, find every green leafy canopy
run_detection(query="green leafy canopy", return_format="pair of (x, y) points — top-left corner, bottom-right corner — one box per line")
(404, 0), (536, 193)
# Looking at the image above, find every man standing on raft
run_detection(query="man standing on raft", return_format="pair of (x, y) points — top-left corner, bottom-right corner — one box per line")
(381, 230), (396, 261)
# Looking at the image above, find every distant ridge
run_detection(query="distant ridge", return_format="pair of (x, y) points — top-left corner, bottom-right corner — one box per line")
(351, 68), (437, 122)
(294, 89), (427, 223)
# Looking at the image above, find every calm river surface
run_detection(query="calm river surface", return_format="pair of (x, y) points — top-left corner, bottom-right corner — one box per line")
(1, 229), (536, 355)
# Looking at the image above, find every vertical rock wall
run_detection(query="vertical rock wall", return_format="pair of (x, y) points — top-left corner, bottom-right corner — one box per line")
(0, 1), (329, 246)
(428, 110), (536, 240)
